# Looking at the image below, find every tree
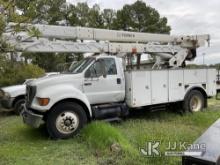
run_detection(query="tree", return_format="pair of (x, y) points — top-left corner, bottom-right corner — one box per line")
(88, 4), (104, 28)
(1, 0), (171, 72)
(69, 2), (90, 27)
(14, 0), (71, 71)
(15, 0), (66, 24)
(102, 9), (116, 29)
(113, 1), (171, 33)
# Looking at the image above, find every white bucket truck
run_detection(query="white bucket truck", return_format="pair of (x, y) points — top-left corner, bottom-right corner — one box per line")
(1, 23), (215, 138)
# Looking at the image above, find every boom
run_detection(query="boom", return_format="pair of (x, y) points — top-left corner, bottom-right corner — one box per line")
(1, 23), (210, 68)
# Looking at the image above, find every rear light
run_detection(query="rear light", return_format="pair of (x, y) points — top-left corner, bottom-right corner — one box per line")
(37, 98), (50, 106)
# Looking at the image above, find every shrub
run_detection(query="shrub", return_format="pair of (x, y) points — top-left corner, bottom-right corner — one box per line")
(80, 121), (136, 156)
(0, 62), (45, 87)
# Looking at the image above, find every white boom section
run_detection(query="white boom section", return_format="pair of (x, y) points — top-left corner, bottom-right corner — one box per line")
(6, 23), (210, 47)
(2, 23), (210, 68)
(7, 38), (183, 54)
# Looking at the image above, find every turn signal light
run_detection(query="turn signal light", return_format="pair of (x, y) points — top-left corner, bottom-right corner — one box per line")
(37, 98), (50, 106)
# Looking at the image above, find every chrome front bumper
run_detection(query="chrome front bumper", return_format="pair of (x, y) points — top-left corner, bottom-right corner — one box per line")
(21, 106), (44, 128)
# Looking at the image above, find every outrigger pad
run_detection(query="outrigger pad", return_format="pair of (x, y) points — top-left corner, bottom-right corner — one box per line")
(182, 119), (220, 165)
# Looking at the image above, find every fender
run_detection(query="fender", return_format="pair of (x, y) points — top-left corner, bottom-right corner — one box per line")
(184, 84), (207, 99)
(184, 84), (208, 108)
(2, 84), (26, 97)
(30, 84), (92, 116)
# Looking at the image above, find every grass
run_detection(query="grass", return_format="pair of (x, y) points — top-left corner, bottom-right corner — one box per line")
(0, 99), (220, 165)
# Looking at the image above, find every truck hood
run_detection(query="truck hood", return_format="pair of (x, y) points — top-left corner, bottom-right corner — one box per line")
(2, 84), (26, 97)
(30, 73), (83, 90)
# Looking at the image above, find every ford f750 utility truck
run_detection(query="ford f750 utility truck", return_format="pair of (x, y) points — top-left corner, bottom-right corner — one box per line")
(1, 23), (216, 139)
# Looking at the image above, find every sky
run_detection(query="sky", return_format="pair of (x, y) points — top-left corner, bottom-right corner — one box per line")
(67, 0), (220, 65)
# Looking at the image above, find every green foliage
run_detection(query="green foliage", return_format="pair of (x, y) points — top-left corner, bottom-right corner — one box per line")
(69, 3), (90, 26)
(27, 26), (42, 38)
(186, 64), (207, 69)
(81, 121), (135, 155)
(0, 61), (45, 87)
(0, 15), (5, 35)
(15, 0), (66, 24)
(0, 0), (171, 72)
(186, 63), (220, 69)
(30, 53), (67, 72)
(209, 63), (220, 69)
(113, 1), (171, 33)
(88, 4), (104, 28)
(102, 9), (116, 29)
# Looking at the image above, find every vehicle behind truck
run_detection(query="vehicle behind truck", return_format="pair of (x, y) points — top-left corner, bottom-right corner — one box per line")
(0, 73), (59, 115)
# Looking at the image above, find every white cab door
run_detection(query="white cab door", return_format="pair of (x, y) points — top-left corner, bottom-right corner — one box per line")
(83, 58), (124, 104)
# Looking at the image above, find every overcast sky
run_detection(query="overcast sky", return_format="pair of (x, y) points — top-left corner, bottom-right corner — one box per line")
(68, 0), (220, 65)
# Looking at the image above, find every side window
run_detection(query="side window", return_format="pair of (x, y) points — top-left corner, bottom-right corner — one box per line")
(85, 58), (117, 78)
(85, 60), (103, 78)
(103, 58), (117, 75)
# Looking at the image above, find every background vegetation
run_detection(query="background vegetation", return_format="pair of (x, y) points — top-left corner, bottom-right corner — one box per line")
(0, 0), (170, 72)
(1, 0), (219, 86)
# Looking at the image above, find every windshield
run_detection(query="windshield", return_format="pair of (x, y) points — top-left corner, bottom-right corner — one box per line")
(68, 58), (94, 74)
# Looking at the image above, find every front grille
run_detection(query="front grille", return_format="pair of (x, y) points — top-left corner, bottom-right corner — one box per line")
(26, 85), (36, 107)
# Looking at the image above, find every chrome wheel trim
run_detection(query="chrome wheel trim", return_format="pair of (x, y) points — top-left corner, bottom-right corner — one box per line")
(55, 111), (79, 134)
(190, 96), (202, 112)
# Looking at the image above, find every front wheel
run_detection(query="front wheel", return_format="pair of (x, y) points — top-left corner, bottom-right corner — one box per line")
(46, 102), (88, 139)
(183, 90), (205, 113)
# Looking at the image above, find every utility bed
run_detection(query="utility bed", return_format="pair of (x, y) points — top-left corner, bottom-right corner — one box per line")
(125, 68), (216, 108)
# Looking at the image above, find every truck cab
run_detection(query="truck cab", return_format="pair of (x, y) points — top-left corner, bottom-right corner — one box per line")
(23, 55), (127, 139)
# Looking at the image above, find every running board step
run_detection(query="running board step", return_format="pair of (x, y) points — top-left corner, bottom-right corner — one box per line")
(149, 104), (167, 112)
(92, 103), (129, 120)
(103, 117), (122, 122)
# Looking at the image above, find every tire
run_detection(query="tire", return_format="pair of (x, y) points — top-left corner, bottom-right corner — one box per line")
(183, 90), (205, 113)
(14, 99), (25, 115)
(46, 102), (88, 139)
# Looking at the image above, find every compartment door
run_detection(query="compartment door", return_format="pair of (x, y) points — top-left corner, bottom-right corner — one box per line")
(132, 71), (151, 106)
(151, 70), (168, 104)
(169, 70), (184, 101)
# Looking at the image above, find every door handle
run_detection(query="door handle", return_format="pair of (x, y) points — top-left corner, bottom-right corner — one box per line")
(117, 78), (121, 84)
(84, 82), (92, 86)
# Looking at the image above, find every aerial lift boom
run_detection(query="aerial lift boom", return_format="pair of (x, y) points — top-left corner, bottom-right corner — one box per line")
(2, 23), (210, 68)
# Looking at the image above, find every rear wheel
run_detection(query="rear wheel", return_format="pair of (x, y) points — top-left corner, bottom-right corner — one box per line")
(183, 90), (205, 113)
(46, 102), (87, 139)
(14, 99), (25, 115)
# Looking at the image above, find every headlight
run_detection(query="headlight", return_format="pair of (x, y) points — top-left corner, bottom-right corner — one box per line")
(0, 90), (4, 99)
(4, 92), (11, 99)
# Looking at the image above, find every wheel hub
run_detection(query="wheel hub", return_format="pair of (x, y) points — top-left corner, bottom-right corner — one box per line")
(64, 119), (72, 127)
(190, 96), (202, 112)
(56, 111), (79, 134)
